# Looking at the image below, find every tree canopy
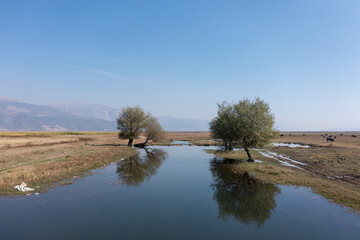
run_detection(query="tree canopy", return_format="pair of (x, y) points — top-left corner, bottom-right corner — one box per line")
(210, 98), (278, 161)
(117, 106), (164, 146)
(143, 114), (164, 144)
(117, 106), (149, 146)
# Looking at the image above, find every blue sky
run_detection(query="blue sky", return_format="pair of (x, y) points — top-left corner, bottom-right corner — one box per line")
(1, 0), (360, 130)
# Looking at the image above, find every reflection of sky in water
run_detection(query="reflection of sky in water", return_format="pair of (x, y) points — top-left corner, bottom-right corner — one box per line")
(171, 140), (191, 145)
(0, 145), (358, 240)
(272, 142), (310, 148)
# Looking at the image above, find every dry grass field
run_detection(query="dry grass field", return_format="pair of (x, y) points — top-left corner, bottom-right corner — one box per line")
(275, 132), (360, 148)
(0, 135), (92, 149)
(0, 133), (138, 195)
(160, 131), (212, 143)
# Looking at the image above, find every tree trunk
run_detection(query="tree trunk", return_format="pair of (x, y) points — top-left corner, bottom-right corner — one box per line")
(128, 139), (133, 146)
(224, 141), (233, 151)
(245, 148), (254, 162)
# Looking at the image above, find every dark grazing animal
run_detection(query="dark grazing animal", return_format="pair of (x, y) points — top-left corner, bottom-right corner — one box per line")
(352, 135), (357, 138)
(326, 137), (335, 142)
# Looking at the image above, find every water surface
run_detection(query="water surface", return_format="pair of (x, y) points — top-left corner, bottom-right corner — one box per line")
(0, 145), (359, 240)
(272, 142), (310, 148)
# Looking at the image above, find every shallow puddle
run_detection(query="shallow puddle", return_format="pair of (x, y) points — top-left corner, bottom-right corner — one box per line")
(257, 150), (305, 169)
(272, 142), (310, 148)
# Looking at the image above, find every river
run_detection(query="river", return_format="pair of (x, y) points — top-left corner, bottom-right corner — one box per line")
(0, 144), (359, 239)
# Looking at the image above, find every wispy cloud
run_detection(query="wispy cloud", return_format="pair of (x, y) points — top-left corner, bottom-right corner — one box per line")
(0, 50), (128, 81)
(28, 51), (132, 63)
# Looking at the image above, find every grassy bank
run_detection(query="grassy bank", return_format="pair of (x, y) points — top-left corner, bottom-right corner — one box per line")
(0, 134), (137, 195)
(206, 148), (360, 212)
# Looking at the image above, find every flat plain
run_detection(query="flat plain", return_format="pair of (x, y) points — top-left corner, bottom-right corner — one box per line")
(0, 131), (359, 211)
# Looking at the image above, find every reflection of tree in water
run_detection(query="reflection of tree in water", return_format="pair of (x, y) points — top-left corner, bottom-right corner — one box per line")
(210, 157), (280, 227)
(116, 148), (168, 186)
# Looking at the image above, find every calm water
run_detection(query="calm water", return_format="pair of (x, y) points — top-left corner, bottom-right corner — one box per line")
(1, 145), (359, 240)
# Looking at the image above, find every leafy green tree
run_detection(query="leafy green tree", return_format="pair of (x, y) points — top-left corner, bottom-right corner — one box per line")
(209, 102), (239, 151)
(117, 106), (149, 146)
(210, 98), (278, 161)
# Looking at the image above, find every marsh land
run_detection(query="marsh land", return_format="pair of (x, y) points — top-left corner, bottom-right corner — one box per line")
(0, 131), (359, 212)
(1, 136), (359, 240)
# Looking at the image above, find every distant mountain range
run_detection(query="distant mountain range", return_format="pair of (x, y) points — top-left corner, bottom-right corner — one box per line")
(0, 100), (116, 131)
(51, 102), (119, 121)
(0, 99), (209, 131)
